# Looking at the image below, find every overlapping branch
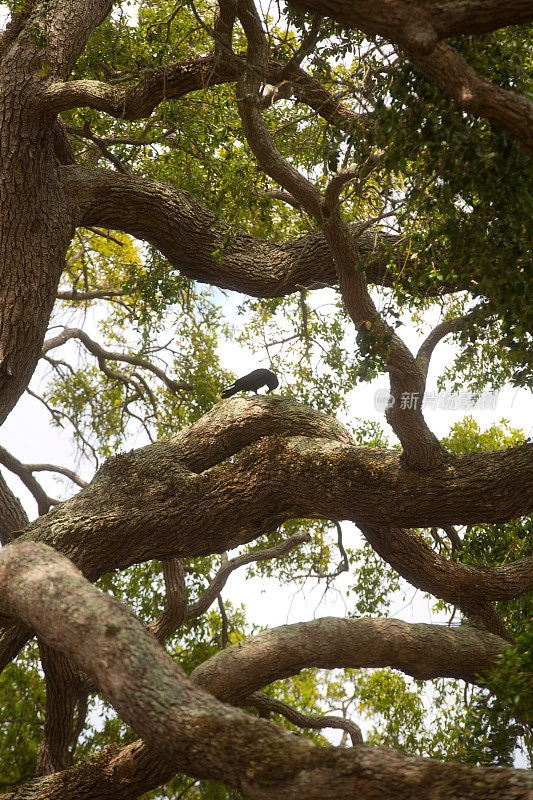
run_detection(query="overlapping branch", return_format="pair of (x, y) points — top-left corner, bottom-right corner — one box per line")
(43, 55), (361, 130)
(35, 643), (83, 775)
(290, 0), (533, 50)
(148, 558), (187, 643)
(246, 691), (363, 746)
(190, 616), (508, 701)
(233, 0), (445, 468)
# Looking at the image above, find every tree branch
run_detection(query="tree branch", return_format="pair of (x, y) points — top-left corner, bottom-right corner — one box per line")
(416, 314), (473, 379)
(8, 0), (114, 79)
(290, 0), (533, 50)
(358, 524), (520, 640)
(149, 558), (187, 643)
(0, 471), (29, 545)
(36, 642), (82, 775)
(26, 463), (87, 489)
(233, 1), (444, 468)
(405, 41), (533, 157)
(191, 616), (510, 703)
(185, 532), (310, 620)
(63, 165), (465, 298)
(43, 54), (361, 130)
(56, 287), (124, 301)
(0, 444), (55, 515)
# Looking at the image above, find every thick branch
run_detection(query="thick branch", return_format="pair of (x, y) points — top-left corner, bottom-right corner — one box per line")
(65, 165), (452, 298)
(1, 540), (530, 800)
(16, 397), (533, 587)
(360, 525), (533, 605)
(190, 617), (508, 703)
(43, 55), (361, 130)
(2, 0), (114, 80)
(358, 525), (519, 640)
(233, 8), (445, 468)
(290, 0), (533, 51)
(0, 471), (29, 545)
(149, 558), (187, 643)
(235, 0), (324, 219)
(405, 41), (533, 157)
(321, 210), (445, 469)
(36, 643), (82, 775)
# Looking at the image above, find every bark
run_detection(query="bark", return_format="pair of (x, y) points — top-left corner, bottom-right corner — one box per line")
(0, 0), (116, 425)
(0, 79), (73, 426)
(0, 471), (29, 545)
(35, 644), (82, 775)
(0, 625), (32, 672)
(1, 540), (531, 800)
(1, 3), (531, 797)
(43, 56), (361, 130)
(234, 10), (447, 469)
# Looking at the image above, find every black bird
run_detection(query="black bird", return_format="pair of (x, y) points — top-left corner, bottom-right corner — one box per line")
(221, 368), (279, 398)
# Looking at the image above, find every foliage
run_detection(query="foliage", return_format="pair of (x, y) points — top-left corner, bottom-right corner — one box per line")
(0, 643), (45, 789)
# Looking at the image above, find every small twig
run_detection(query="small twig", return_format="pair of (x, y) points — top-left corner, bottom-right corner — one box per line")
(86, 228), (125, 246)
(25, 464), (87, 489)
(0, 445), (56, 515)
(186, 532), (310, 620)
(42, 327), (194, 395)
(246, 691), (363, 745)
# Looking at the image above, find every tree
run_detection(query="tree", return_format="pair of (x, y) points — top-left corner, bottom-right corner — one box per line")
(0, 0), (532, 797)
